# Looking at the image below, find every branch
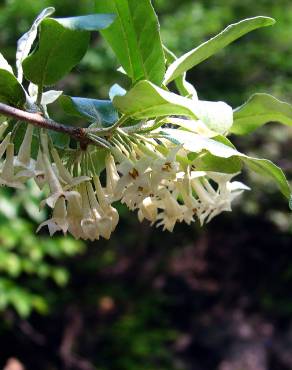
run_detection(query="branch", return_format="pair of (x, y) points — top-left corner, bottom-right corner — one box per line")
(0, 102), (89, 145)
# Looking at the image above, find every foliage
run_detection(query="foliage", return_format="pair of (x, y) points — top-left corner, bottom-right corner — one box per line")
(0, 0), (291, 244)
(0, 182), (84, 317)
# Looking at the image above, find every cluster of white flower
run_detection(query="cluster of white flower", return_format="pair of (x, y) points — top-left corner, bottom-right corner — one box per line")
(0, 120), (249, 240)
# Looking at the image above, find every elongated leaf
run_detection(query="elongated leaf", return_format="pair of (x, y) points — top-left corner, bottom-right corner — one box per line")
(162, 128), (291, 200)
(113, 80), (197, 119)
(0, 70), (26, 107)
(23, 14), (115, 86)
(95, 0), (165, 85)
(60, 96), (118, 127)
(232, 93), (292, 135)
(164, 16), (275, 84)
(16, 7), (55, 83)
(242, 157), (291, 199)
(193, 153), (243, 173)
(163, 45), (197, 98)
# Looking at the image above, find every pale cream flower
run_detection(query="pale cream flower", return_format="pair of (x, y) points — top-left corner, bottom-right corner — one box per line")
(14, 124), (35, 170)
(37, 197), (68, 236)
(137, 196), (159, 223)
(79, 182), (99, 241)
(0, 143), (26, 189)
(50, 147), (90, 188)
(41, 153), (80, 209)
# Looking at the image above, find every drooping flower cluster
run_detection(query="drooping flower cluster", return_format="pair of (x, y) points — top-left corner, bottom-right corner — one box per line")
(0, 119), (249, 240)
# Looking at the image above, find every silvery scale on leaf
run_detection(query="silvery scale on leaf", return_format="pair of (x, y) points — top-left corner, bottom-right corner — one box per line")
(0, 0), (291, 241)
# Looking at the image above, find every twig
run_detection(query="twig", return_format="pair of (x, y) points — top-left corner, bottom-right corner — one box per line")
(0, 102), (89, 145)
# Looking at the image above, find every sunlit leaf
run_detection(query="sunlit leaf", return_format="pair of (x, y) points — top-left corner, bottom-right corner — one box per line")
(232, 93), (292, 135)
(95, 0), (165, 85)
(162, 128), (291, 200)
(23, 14), (115, 86)
(164, 16), (275, 84)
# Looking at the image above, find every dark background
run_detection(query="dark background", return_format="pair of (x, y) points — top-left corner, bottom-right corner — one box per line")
(0, 0), (292, 369)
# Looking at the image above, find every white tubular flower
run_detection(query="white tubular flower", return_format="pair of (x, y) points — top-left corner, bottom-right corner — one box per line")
(0, 132), (11, 160)
(37, 197), (68, 236)
(156, 189), (185, 232)
(151, 146), (181, 187)
(0, 143), (25, 189)
(190, 172), (249, 224)
(105, 153), (120, 195)
(14, 124), (34, 170)
(41, 153), (80, 209)
(204, 172), (250, 222)
(137, 196), (158, 223)
(50, 147), (90, 188)
(87, 181), (112, 240)
(93, 176), (119, 238)
(34, 148), (46, 189)
(66, 191), (85, 240)
(115, 157), (152, 206)
(79, 182), (99, 241)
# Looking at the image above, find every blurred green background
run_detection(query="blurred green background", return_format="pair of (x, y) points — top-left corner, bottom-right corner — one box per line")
(0, 1), (292, 369)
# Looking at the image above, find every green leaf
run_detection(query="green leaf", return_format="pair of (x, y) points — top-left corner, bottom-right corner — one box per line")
(193, 153), (243, 173)
(113, 80), (197, 119)
(22, 14), (115, 86)
(60, 96), (118, 127)
(163, 45), (197, 98)
(49, 131), (70, 149)
(89, 147), (109, 175)
(242, 157), (291, 199)
(162, 128), (291, 200)
(0, 70), (26, 108)
(95, 0), (165, 85)
(164, 16), (275, 84)
(231, 93), (292, 135)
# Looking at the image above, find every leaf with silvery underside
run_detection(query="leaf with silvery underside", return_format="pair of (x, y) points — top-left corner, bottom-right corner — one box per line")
(60, 96), (118, 128)
(109, 83), (126, 101)
(0, 53), (14, 74)
(54, 13), (116, 31)
(95, 0), (165, 85)
(231, 93), (292, 135)
(22, 14), (115, 86)
(161, 128), (291, 201)
(164, 16), (275, 84)
(16, 7), (55, 83)
(113, 80), (197, 120)
(0, 53), (26, 107)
